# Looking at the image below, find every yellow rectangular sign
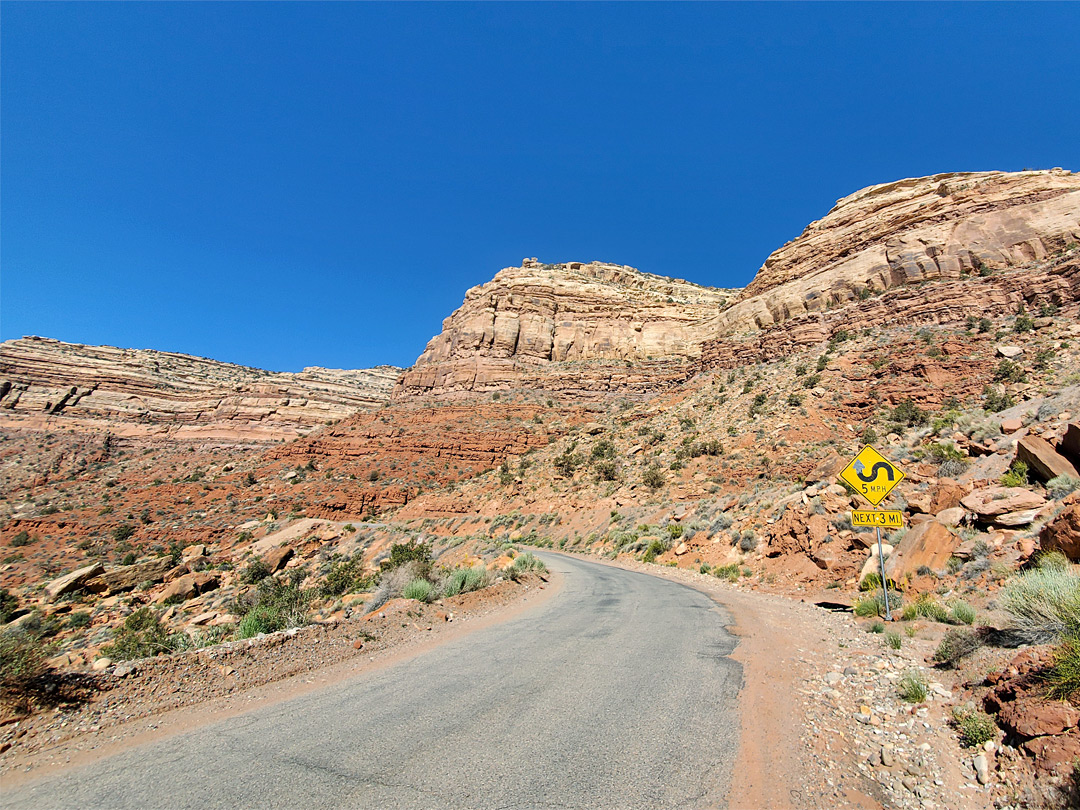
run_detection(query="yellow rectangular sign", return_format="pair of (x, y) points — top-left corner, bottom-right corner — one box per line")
(839, 445), (906, 506)
(851, 510), (904, 528)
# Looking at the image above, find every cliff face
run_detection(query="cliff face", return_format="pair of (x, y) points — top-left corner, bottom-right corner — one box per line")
(719, 169), (1080, 333)
(395, 259), (738, 400)
(0, 337), (402, 442)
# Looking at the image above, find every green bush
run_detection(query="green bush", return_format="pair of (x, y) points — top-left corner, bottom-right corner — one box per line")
(102, 608), (187, 661)
(1000, 460), (1030, 488)
(320, 554), (373, 597)
(994, 359), (1027, 383)
(112, 524), (135, 543)
(885, 631), (902, 650)
(0, 589), (19, 623)
(10, 531), (34, 547)
(868, 620), (885, 634)
(999, 565), (1080, 643)
(642, 466), (665, 490)
(441, 565), (490, 596)
(714, 563), (740, 582)
(983, 386), (1016, 413)
(1046, 636), (1080, 701)
(381, 540), (433, 578)
(240, 559), (272, 585)
(949, 601), (976, 626)
(402, 578), (434, 602)
(855, 590), (902, 618)
(0, 629), (52, 706)
(953, 706), (996, 748)
(891, 399), (928, 426)
(507, 552), (547, 578)
(897, 669), (927, 702)
(232, 578), (310, 638)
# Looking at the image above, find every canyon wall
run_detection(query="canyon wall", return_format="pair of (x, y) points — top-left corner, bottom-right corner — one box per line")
(0, 337), (401, 442)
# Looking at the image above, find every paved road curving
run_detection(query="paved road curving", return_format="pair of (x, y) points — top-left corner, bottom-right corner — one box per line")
(3, 553), (743, 810)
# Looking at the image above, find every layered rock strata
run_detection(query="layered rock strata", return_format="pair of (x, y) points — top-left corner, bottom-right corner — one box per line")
(0, 337), (401, 442)
(395, 259), (738, 400)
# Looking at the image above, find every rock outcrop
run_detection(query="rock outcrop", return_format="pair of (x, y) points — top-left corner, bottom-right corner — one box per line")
(395, 259), (737, 400)
(0, 337), (402, 442)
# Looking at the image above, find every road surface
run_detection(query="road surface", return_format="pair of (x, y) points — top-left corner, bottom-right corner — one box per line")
(3, 553), (744, 809)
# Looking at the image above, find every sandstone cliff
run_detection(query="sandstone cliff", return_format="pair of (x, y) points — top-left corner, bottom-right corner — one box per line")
(0, 337), (401, 442)
(722, 169), (1079, 332)
(395, 259), (738, 400)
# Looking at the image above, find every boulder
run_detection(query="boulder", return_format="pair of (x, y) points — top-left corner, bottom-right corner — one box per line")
(1022, 730), (1080, 776)
(996, 345), (1024, 358)
(995, 508), (1042, 527)
(1000, 417), (1024, 434)
(961, 486), (1047, 521)
(155, 572), (220, 604)
(858, 543), (894, 586)
(44, 563), (105, 602)
(1039, 502), (1080, 561)
(1016, 436), (1080, 482)
(935, 507), (966, 526)
(884, 521), (958, 583)
(997, 698), (1080, 739)
(87, 557), (174, 595)
(181, 544), (207, 561)
(1059, 422), (1080, 467)
(262, 545), (295, 573)
(929, 478), (970, 513)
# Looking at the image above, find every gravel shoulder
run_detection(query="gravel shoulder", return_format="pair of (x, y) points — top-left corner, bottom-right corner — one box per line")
(554, 551), (992, 810)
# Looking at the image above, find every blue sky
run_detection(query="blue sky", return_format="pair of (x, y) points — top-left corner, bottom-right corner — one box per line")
(2, 3), (1078, 371)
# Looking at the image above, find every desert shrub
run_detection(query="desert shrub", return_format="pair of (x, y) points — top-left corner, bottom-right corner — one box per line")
(932, 628), (983, 668)
(67, 611), (92, 630)
(710, 512), (733, 532)
(897, 669), (927, 702)
(1013, 311), (1035, 333)
(999, 565), (1080, 643)
(102, 608), (187, 661)
(233, 578), (310, 638)
(642, 466), (665, 490)
(885, 631), (902, 650)
(1047, 474), (1080, 500)
(320, 554), (373, 597)
(641, 538), (666, 564)
(553, 450), (583, 477)
(1045, 636), (1080, 701)
(0, 589), (18, 623)
(748, 393), (768, 417)
(983, 385), (1016, 413)
(1000, 460), (1030, 488)
(868, 621), (885, 634)
(367, 564), (421, 611)
(952, 706), (996, 748)
(112, 524), (135, 543)
(891, 399), (928, 427)
(593, 460), (618, 481)
(925, 442), (965, 464)
(994, 359), (1027, 383)
(590, 440), (616, 461)
(977, 317), (992, 333)
(714, 563), (740, 582)
(738, 531), (757, 552)
(507, 552), (547, 580)
(381, 540), (432, 578)
(0, 629), (51, 702)
(949, 600), (976, 626)
(1036, 550), (1071, 572)
(240, 559), (272, 585)
(402, 578), (434, 602)
(855, 590), (902, 618)
(10, 531), (33, 547)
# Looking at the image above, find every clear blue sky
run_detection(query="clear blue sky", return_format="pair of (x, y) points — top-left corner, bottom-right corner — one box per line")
(3, 3), (1078, 371)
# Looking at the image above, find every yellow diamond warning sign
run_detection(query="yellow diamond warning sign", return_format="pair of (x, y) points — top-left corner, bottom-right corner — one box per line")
(839, 445), (906, 507)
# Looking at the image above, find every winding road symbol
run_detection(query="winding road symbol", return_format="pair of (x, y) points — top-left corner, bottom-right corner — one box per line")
(853, 459), (895, 483)
(839, 445), (906, 506)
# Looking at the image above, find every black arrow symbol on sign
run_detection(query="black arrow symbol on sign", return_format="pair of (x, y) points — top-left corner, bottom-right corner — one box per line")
(854, 459), (894, 483)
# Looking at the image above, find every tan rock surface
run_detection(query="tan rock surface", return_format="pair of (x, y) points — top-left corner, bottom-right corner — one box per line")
(0, 337), (401, 442)
(1015, 435), (1080, 482)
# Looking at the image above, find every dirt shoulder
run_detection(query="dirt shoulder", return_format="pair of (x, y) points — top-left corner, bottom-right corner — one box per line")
(1, 571), (558, 786)
(551, 551), (992, 810)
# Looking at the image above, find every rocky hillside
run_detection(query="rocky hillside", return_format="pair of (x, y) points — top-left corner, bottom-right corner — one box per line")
(395, 259), (738, 400)
(0, 337), (401, 443)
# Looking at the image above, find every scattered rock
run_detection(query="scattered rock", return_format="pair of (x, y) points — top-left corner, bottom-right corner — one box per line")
(92, 657), (112, 671)
(262, 545), (295, 573)
(996, 345), (1024, 358)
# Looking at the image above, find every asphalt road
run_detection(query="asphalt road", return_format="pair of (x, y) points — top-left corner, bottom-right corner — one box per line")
(3, 553), (743, 810)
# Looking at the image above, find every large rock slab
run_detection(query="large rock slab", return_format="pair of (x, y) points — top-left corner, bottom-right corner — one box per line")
(44, 563), (105, 602)
(87, 557), (174, 595)
(961, 486), (1047, 520)
(884, 521), (958, 582)
(1016, 435), (1080, 482)
(1059, 422), (1080, 467)
(154, 572), (220, 604)
(1040, 502), (1080, 561)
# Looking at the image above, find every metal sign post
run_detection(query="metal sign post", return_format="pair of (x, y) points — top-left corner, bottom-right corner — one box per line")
(839, 445), (907, 622)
